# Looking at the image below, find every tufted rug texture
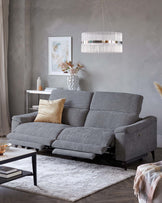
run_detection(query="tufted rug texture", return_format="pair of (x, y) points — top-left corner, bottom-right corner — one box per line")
(2, 155), (135, 202)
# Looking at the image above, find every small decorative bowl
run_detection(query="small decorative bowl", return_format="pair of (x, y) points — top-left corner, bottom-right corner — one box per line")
(0, 143), (12, 155)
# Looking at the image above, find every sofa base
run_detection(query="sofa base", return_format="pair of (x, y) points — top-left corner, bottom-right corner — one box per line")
(8, 141), (155, 170)
(9, 139), (44, 150)
(85, 151), (152, 170)
(52, 147), (153, 170)
(115, 153), (148, 170)
(123, 151), (155, 170)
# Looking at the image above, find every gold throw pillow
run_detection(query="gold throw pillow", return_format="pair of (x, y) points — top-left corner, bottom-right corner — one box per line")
(34, 98), (65, 124)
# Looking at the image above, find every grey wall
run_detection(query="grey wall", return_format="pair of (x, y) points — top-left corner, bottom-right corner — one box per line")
(8, 0), (162, 134)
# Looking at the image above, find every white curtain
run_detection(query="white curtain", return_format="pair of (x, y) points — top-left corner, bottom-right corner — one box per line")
(0, 0), (10, 136)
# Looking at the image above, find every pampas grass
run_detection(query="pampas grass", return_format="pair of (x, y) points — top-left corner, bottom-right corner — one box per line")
(154, 82), (162, 97)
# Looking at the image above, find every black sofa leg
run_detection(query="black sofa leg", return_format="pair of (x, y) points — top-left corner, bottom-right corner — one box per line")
(151, 151), (155, 161)
(122, 162), (127, 170)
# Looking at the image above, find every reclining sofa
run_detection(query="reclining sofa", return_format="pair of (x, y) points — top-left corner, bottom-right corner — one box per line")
(7, 90), (157, 168)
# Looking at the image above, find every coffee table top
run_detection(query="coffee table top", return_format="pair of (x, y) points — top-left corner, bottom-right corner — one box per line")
(0, 147), (36, 163)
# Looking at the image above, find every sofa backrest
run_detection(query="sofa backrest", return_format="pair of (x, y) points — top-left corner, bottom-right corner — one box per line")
(84, 92), (143, 129)
(49, 90), (93, 127)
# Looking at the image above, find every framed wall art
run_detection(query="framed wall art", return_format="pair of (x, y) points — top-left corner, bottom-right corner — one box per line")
(48, 36), (72, 75)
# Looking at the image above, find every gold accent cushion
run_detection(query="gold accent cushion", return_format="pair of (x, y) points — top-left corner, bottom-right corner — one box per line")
(34, 98), (65, 124)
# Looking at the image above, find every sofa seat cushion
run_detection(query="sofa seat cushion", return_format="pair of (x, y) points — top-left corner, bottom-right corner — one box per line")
(52, 127), (114, 154)
(8, 122), (71, 146)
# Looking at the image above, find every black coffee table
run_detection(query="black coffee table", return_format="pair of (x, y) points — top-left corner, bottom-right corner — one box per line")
(0, 147), (37, 185)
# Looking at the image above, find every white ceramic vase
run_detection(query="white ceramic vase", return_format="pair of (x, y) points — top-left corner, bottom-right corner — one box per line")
(37, 77), (41, 90)
(67, 74), (79, 90)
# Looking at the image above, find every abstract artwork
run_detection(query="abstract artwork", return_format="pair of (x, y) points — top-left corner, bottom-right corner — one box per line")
(48, 37), (72, 75)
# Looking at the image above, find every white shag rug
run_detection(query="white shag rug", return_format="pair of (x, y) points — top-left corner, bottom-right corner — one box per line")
(2, 155), (135, 202)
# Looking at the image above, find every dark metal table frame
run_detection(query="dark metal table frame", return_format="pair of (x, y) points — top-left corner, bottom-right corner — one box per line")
(0, 151), (37, 186)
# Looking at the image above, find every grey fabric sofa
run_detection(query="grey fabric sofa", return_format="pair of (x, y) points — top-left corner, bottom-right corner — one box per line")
(7, 90), (157, 167)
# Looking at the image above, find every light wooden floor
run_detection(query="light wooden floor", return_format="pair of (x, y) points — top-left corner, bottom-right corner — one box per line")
(0, 137), (162, 203)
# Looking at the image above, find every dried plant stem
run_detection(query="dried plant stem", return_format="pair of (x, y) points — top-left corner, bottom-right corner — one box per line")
(154, 82), (162, 97)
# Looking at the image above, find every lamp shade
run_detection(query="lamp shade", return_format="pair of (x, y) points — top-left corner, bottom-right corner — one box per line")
(81, 32), (123, 53)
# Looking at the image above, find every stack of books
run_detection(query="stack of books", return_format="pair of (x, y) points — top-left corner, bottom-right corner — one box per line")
(0, 166), (22, 178)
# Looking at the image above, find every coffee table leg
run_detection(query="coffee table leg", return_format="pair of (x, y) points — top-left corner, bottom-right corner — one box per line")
(32, 154), (37, 186)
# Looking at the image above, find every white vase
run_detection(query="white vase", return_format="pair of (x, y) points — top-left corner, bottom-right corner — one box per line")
(67, 74), (79, 90)
(37, 77), (41, 90)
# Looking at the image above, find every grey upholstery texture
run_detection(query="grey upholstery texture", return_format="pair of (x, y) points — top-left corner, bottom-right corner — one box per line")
(53, 140), (106, 154)
(8, 122), (70, 147)
(114, 116), (156, 134)
(115, 116), (157, 161)
(62, 107), (88, 127)
(85, 92), (143, 129)
(52, 127), (114, 154)
(53, 149), (95, 160)
(11, 112), (37, 131)
(49, 90), (93, 126)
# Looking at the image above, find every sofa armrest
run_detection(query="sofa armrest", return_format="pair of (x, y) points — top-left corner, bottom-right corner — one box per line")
(115, 116), (156, 134)
(114, 116), (157, 162)
(11, 112), (38, 132)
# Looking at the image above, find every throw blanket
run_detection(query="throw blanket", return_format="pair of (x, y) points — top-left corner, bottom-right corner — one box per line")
(133, 161), (162, 203)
